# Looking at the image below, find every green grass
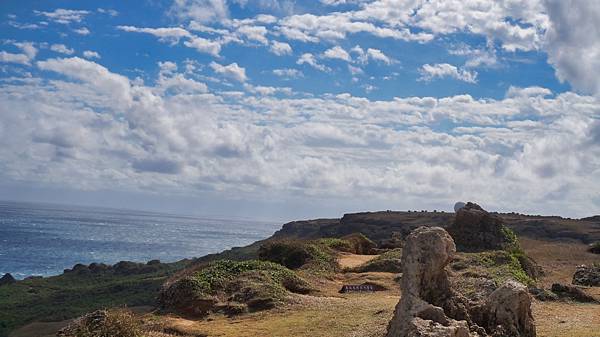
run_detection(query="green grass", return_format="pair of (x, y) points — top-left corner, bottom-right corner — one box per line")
(471, 250), (534, 286)
(0, 260), (189, 337)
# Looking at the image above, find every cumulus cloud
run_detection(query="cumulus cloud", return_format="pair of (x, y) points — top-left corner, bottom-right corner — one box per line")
(50, 44), (75, 55)
(322, 46), (351, 62)
(170, 0), (229, 23)
(117, 26), (192, 44)
(272, 68), (303, 79)
(183, 36), (222, 56)
(1, 58), (600, 217)
(544, 0), (600, 96)
(73, 27), (91, 35)
(82, 50), (101, 59)
(418, 63), (478, 83)
(210, 61), (247, 82)
(0, 42), (38, 65)
(269, 41), (292, 56)
(297, 53), (330, 72)
(34, 9), (90, 24)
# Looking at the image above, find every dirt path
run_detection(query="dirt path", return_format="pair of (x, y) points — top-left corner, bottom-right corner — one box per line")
(337, 253), (378, 269)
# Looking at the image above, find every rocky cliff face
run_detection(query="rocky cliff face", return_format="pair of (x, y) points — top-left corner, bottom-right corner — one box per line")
(385, 226), (536, 337)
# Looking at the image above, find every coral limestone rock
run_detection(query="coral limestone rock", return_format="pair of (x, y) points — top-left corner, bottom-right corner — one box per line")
(386, 226), (536, 337)
(385, 226), (476, 337)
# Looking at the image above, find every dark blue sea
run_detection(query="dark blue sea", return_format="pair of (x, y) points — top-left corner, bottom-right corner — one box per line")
(0, 201), (280, 279)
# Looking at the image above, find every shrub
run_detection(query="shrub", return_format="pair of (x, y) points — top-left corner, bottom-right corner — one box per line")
(160, 260), (311, 316)
(341, 233), (377, 254)
(317, 238), (353, 252)
(351, 249), (403, 273)
(589, 242), (600, 254)
(57, 309), (141, 337)
(258, 240), (338, 272)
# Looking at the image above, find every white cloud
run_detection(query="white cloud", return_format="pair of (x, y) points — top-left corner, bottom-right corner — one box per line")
(0, 42), (38, 65)
(35, 9), (90, 24)
(170, 0), (229, 23)
(350, 45), (392, 64)
(210, 61), (248, 82)
(272, 68), (303, 79)
(0, 51), (30, 65)
(1, 59), (600, 217)
(82, 50), (101, 59)
(237, 25), (268, 44)
(297, 53), (331, 72)
(366, 48), (391, 64)
(73, 27), (91, 35)
(544, 0), (600, 96)
(270, 41), (292, 56)
(322, 46), (351, 62)
(183, 36), (222, 56)
(50, 44), (75, 55)
(117, 26), (192, 44)
(97, 8), (119, 16)
(419, 63), (478, 83)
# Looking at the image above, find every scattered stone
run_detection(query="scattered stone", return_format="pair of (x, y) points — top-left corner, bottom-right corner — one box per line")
(385, 226), (536, 337)
(448, 202), (516, 252)
(551, 283), (599, 303)
(0, 273), (16, 286)
(339, 282), (387, 293)
(529, 286), (558, 302)
(572, 265), (600, 287)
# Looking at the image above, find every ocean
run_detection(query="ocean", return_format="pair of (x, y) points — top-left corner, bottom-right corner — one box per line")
(0, 201), (280, 279)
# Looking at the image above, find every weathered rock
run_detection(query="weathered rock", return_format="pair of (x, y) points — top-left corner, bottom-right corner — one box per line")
(572, 265), (600, 286)
(483, 281), (536, 337)
(551, 283), (599, 303)
(386, 226), (536, 337)
(0, 273), (16, 286)
(448, 202), (516, 252)
(385, 226), (477, 337)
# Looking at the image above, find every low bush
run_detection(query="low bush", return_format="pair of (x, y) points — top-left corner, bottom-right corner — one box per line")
(57, 309), (141, 337)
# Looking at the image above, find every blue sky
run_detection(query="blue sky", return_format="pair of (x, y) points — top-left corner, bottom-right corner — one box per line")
(1, 0), (599, 220)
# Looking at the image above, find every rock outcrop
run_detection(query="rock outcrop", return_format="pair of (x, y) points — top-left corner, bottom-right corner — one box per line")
(550, 283), (599, 303)
(572, 265), (600, 286)
(448, 202), (516, 252)
(386, 226), (536, 337)
(0, 273), (16, 286)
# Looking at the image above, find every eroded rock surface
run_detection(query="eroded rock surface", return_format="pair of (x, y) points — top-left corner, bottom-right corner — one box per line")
(572, 265), (600, 286)
(448, 202), (515, 252)
(386, 226), (536, 337)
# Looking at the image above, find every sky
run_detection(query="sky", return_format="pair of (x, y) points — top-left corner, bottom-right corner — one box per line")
(0, 0), (599, 221)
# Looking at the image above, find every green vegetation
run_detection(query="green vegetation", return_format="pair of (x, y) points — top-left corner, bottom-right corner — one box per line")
(589, 241), (600, 254)
(470, 250), (535, 286)
(258, 240), (338, 273)
(317, 238), (353, 252)
(351, 249), (403, 273)
(160, 260), (311, 316)
(340, 233), (377, 255)
(0, 260), (189, 337)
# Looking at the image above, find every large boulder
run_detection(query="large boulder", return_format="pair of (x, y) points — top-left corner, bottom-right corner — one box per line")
(0, 273), (16, 286)
(385, 226), (536, 337)
(481, 281), (536, 337)
(572, 265), (600, 286)
(448, 202), (516, 252)
(385, 227), (477, 337)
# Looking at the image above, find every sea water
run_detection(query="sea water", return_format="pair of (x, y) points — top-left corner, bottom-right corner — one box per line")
(0, 201), (280, 279)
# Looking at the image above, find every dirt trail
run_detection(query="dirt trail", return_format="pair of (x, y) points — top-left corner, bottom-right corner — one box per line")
(337, 253), (378, 269)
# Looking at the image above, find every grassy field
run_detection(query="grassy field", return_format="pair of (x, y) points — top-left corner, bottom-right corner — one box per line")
(0, 261), (189, 337)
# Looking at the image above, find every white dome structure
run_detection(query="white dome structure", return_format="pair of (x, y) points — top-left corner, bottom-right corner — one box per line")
(454, 201), (466, 212)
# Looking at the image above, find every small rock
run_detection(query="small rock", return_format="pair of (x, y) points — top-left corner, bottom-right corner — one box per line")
(572, 265), (600, 287)
(551, 283), (599, 303)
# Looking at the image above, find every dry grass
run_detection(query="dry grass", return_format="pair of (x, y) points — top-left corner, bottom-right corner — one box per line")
(337, 253), (378, 269)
